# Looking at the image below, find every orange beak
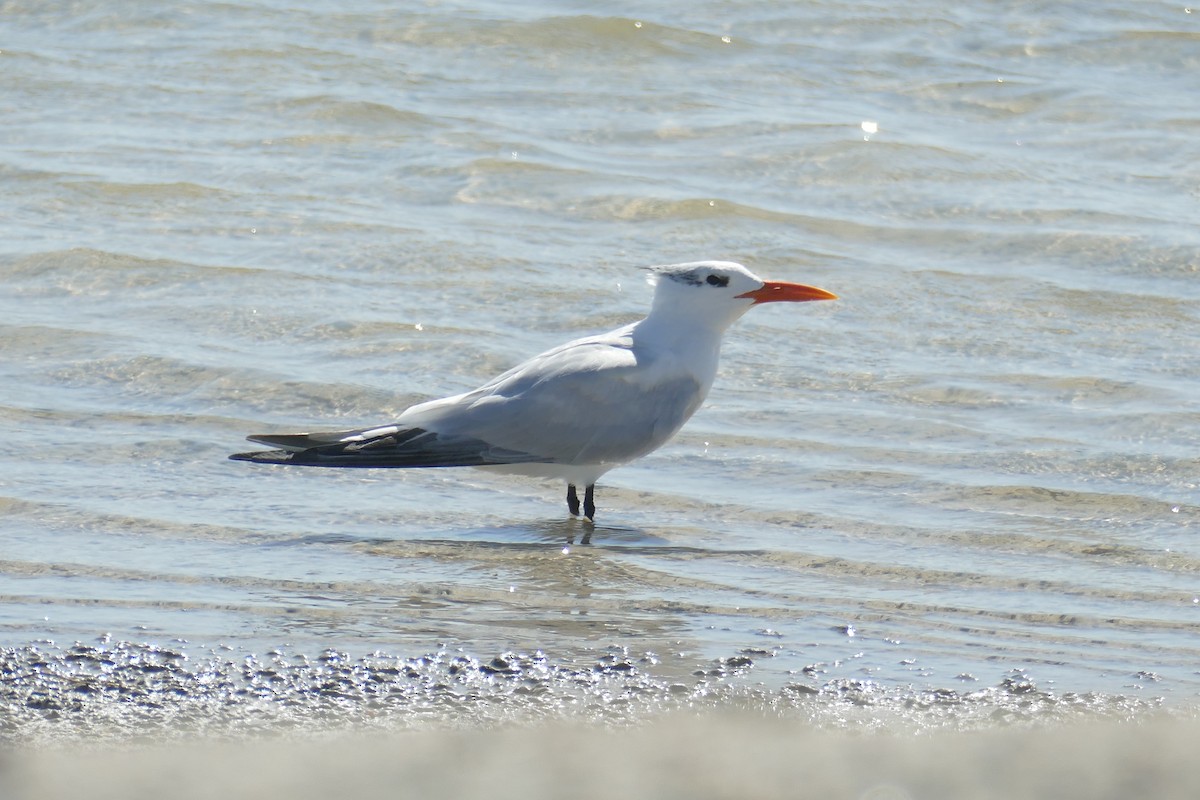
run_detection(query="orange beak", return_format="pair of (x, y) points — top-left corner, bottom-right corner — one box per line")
(737, 281), (838, 304)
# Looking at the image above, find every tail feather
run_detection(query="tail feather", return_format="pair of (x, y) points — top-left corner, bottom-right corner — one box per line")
(245, 431), (366, 452)
(230, 425), (550, 469)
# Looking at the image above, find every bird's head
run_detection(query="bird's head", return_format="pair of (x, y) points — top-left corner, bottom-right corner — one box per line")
(645, 261), (837, 330)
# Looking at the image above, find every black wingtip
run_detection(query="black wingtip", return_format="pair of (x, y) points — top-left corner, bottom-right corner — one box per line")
(229, 450), (295, 464)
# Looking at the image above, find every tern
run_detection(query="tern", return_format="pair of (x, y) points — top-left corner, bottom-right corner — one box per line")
(230, 261), (836, 520)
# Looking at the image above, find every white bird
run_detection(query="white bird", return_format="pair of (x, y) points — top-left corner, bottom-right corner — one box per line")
(230, 261), (837, 520)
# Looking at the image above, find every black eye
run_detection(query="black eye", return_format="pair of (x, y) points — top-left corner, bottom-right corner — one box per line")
(706, 274), (729, 287)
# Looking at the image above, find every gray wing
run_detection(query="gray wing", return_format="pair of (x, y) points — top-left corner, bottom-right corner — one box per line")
(394, 332), (705, 466)
(231, 325), (706, 470)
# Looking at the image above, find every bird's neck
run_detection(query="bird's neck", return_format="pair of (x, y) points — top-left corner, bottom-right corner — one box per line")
(642, 294), (747, 341)
(634, 307), (729, 389)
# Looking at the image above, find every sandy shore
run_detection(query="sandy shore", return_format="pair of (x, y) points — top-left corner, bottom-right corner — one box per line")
(4, 712), (1198, 800)
(3, 640), (1195, 798)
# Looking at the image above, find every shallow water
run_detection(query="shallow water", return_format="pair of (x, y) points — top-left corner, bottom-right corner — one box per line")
(1, 0), (1198, 741)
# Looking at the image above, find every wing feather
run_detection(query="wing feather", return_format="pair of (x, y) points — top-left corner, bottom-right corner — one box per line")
(231, 322), (707, 471)
(230, 425), (549, 468)
(395, 326), (704, 466)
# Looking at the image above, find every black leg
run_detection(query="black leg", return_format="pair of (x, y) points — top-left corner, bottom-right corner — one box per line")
(583, 484), (595, 521)
(566, 484), (580, 516)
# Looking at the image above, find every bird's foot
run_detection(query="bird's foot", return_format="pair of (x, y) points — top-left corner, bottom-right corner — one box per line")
(566, 484), (580, 516)
(583, 484), (595, 522)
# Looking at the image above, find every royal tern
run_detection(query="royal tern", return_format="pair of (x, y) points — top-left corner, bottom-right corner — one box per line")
(230, 261), (836, 520)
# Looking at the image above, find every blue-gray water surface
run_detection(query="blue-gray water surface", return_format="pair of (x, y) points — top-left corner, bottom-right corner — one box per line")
(1, 0), (1198, 742)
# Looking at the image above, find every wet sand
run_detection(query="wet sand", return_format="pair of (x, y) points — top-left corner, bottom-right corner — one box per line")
(0, 640), (1161, 745)
(3, 639), (1195, 799)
